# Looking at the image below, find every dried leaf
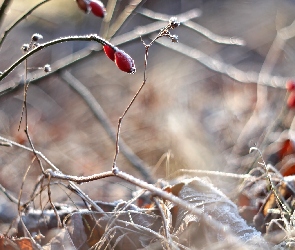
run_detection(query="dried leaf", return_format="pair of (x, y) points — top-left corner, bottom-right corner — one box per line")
(168, 177), (268, 249)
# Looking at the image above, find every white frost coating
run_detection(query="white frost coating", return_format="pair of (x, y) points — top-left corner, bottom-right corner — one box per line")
(174, 176), (269, 249)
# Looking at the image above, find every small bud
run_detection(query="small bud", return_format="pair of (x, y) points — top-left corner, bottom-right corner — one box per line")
(44, 64), (51, 73)
(21, 44), (30, 52)
(31, 33), (43, 42)
(114, 49), (136, 74)
(171, 34), (178, 43)
(169, 17), (180, 29)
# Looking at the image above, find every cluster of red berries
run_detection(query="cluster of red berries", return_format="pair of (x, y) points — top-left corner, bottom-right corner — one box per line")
(286, 80), (295, 108)
(76, 0), (106, 18)
(103, 44), (136, 74)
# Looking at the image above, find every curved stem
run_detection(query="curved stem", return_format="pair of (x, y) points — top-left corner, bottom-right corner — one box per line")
(0, 0), (12, 29)
(0, 0), (51, 50)
(0, 34), (113, 82)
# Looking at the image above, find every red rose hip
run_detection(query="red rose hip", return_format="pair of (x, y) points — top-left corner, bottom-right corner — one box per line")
(114, 49), (136, 74)
(103, 45), (116, 61)
(286, 80), (295, 92)
(90, 0), (106, 18)
(288, 92), (295, 109)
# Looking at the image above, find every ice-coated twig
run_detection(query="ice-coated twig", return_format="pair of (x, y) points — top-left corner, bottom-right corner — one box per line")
(0, 9), (201, 95)
(60, 71), (154, 183)
(0, 135), (104, 213)
(168, 169), (256, 181)
(155, 38), (289, 88)
(0, 34), (115, 82)
(139, 8), (245, 46)
(104, 0), (145, 39)
(0, 0), (51, 50)
(0, 0), (12, 30)
(45, 168), (250, 248)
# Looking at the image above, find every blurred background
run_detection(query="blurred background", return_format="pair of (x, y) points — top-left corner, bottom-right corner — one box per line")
(0, 0), (295, 232)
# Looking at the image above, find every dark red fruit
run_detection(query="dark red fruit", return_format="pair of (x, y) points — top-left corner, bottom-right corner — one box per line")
(286, 80), (295, 92)
(76, 0), (88, 13)
(114, 50), (136, 74)
(103, 45), (116, 61)
(90, 0), (106, 18)
(287, 92), (295, 109)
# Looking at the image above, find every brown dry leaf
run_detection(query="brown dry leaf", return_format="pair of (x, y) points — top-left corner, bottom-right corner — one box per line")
(18, 205), (75, 239)
(43, 229), (75, 250)
(0, 235), (19, 250)
(265, 133), (295, 168)
(15, 238), (37, 250)
(83, 202), (162, 249)
(44, 209), (101, 249)
(66, 213), (88, 249)
(262, 182), (292, 217)
(166, 177), (268, 249)
(0, 235), (38, 250)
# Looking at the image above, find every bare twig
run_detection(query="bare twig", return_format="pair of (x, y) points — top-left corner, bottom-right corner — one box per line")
(0, 34), (115, 82)
(0, 0), (12, 29)
(0, 140), (12, 146)
(0, 135), (104, 213)
(167, 169), (256, 181)
(59, 71), (154, 183)
(17, 156), (41, 248)
(103, 0), (146, 39)
(153, 197), (175, 250)
(0, 183), (19, 204)
(139, 8), (245, 46)
(233, 19), (295, 154)
(47, 174), (62, 228)
(0, 9), (201, 94)
(0, 0), (51, 50)
(46, 168), (247, 248)
(250, 147), (292, 215)
(112, 18), (180, 173)
(155, 39), (288, 88)
(100, 0), (118, 37)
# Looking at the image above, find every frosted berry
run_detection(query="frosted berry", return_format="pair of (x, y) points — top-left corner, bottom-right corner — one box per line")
(44, 64), (51, 73)
(287, 92), (295, 109)
(114, 50), (136, 74)
(90, 0), (106, 18)
(76, 0), (88, 13)
(31, 33), (43, 42)
(103, 45), (116, 61)
(286, 80), (295, 92)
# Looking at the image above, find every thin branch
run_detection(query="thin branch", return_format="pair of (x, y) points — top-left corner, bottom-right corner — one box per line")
(0, 135), (104, 213)
(112, 18), (180, 173)
(0, 34), (114, 82)
(155, 39), (288, 88)
(167, 169), (256, 181)
(0, 0), (12, 29)
(99, 0), (118, 38)
(60, 71), (154, 183)
(153, 197), (174, 250)
(0, 0), (51, 50)
(17, 157), (40, 248)
(139, 8), (245, 46)
(0, 183), (19, 204)
(46, 168), (247, 248)
(0, 9), (201, 94)
(106, 0), (146, 39)
(47, 174), (62, 228)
